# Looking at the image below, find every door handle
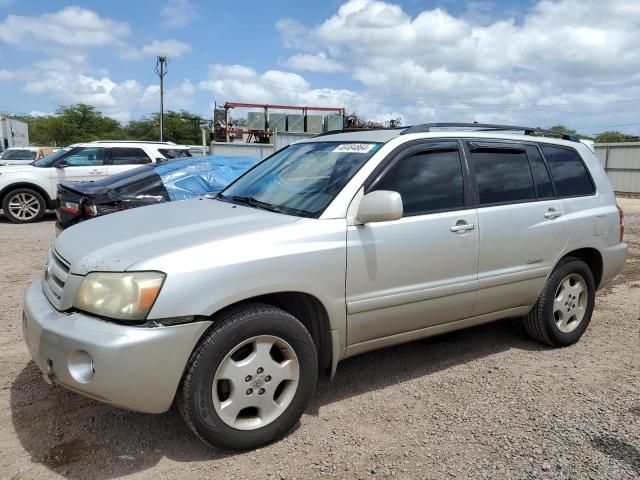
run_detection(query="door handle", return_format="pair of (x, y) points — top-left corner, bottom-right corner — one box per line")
(544, 208), (562, 219)
(450, 222), (476, 233)
(89, 169), (103, 174)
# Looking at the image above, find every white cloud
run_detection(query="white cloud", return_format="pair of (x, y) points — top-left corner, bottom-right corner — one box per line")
(282, 52), (346, 73)
(275, 18), (310, 50)
(160, 0), (198, 28)
(0, 6), (129, 50)
(121, 39), (192, 60)
(271, 0), (640, 130)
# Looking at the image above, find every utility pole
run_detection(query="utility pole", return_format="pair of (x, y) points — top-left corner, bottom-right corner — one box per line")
(155, 56), (168, 141)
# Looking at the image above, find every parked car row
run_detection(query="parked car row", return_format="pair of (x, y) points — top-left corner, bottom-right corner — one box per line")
(20, 124), (627, 451)
(56, 155), (259, 229)
(0, 141), (193, 223)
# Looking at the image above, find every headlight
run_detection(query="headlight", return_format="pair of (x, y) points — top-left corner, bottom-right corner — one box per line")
(73, 271), (165, 321)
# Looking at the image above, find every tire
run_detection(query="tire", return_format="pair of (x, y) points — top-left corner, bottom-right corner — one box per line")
(2, 188), (46, 223)
(178, 303), (318, 450)
(524, 256), (595, 347)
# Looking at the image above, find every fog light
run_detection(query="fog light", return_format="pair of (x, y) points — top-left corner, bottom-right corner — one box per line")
(67, 350), (95, 384)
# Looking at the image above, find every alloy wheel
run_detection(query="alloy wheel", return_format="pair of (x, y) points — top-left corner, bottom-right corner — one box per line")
(212, 335), (300, 430)
(7, 192), (41, 221)
(553, 273), (588, 333)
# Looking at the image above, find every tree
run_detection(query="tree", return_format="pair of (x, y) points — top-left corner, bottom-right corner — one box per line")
(594, 131), (640, 143)
(3, 104), (126, 146)
(128, 110), (210, 145)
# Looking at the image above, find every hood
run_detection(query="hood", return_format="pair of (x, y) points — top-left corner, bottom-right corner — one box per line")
(0, 160), (34, 166)
(0, 164), (36, 174)
(55, 198), (299, 275)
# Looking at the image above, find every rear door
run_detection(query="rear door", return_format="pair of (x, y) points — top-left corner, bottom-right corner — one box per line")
(466, 140), (569, 316)
(346, 140), (479, 346)
(108, 147), (153, 176)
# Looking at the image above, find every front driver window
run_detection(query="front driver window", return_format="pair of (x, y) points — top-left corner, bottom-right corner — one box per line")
(65, 147), (106, 166)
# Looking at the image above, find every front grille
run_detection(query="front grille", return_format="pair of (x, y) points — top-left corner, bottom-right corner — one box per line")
(43, 249), (70, 308)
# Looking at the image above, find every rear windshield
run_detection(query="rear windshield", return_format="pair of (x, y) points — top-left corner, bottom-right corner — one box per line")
(1, 149), (36, 160)
(159, 149), (192, 159)
(88, 165), (157, 189)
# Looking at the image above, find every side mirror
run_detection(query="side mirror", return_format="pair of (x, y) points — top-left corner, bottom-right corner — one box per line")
(55, 160), (69, 169)
(357, 190), (403, 224)
(156, 157), (168, 164)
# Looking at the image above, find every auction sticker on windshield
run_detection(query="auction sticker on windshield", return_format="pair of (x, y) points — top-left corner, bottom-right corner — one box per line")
(332, 144), (378, 154)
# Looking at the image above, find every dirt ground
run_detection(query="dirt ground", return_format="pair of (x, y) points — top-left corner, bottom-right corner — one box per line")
(0, 199), (638, 480)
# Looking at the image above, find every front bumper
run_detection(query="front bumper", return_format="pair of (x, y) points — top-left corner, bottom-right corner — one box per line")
(23, 281), (211, 413)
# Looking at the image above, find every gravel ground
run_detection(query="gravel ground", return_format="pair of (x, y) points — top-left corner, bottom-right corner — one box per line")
(0, 199), (638, 480)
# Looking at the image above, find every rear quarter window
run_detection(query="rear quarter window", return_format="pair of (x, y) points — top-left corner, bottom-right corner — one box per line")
(540, 145), (595, 197)
(159, 149), (192, 159)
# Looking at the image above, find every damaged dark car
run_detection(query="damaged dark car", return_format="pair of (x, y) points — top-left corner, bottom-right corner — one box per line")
(56, 155), (260, 230)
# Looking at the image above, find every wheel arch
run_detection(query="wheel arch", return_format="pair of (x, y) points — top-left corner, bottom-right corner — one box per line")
(0, 182), (54, 209)
(200, 291), (334, 375)
(558, 247), (603, 288)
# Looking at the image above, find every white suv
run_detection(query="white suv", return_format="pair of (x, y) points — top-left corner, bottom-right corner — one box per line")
(0, 141), (191, 223)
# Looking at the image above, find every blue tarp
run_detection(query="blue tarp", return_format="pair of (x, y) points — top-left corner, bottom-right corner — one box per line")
(157, 155), (260, 201)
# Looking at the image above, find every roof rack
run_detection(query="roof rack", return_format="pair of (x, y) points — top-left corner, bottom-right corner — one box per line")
(399, 123), (580, 142)
(88, 140), (179, 145)
(313, 127), (404, 138)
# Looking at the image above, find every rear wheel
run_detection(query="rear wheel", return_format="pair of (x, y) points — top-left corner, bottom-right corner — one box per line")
(178, 303), (317, 450)
(2, 188), (46, 223)
(525, 257), (595, 347)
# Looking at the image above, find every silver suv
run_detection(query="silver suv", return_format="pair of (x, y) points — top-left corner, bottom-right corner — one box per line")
(23, 123), (627, 450)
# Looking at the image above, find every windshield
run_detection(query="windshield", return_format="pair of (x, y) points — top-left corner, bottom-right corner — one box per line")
(33, 148), (70, 167)
(219, 142), (381, 217)
(1, 149), (36, 160)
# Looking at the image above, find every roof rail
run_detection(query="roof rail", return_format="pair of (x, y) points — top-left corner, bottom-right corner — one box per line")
(88, 140), (180, 145)
(313, 127), (405, 138)
(399, 123), (580, 142)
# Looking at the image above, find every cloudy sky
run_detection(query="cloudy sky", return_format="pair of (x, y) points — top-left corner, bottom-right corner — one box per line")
(0, 0), (639, 134)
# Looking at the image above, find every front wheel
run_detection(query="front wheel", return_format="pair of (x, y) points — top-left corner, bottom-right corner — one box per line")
(178, 303), (318, 450)
(524, 257), (596, 347)
(2, 188), (46, 223)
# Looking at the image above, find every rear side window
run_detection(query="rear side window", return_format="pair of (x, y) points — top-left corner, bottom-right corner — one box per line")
(541, 145), (594, 197)
(111, 148), (152, 165)
(373, 149), (465, 215)
(159, 149), (192, 159)
(470, 147), (535, 205)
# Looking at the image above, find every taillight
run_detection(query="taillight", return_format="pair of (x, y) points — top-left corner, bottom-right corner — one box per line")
(83, 202), (97, 217)
(59, 201), (80, 214)
(617, 203), (624, 242)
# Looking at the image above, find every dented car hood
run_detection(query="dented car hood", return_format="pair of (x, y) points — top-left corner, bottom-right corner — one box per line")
(55, 198), (299, 275)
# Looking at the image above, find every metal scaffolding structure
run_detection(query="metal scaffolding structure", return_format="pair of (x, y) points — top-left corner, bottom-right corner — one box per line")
(216, 102), (345, 143)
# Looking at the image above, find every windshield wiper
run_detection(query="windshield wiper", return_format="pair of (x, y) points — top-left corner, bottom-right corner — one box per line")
(223, 195), (285, 214)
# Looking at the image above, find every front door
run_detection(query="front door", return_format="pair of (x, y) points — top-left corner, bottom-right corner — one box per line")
(346, 141), (479, 346)
(52, 146), (109, 189)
